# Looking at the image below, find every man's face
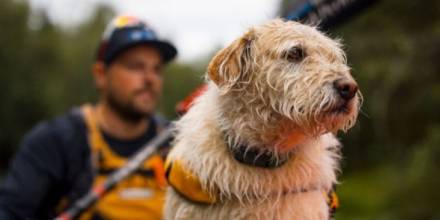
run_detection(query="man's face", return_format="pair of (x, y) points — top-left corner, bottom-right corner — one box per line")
(102, 45), (164, 121)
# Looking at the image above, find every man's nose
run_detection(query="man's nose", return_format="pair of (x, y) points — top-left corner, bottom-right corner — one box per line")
(142, 68), (159, 81)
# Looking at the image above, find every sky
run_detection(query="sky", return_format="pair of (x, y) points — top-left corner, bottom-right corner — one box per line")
(28, 0), (281, 61)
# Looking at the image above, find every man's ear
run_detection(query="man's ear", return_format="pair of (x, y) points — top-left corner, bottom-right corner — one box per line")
(92, 62), (107, 91)
(207, 29), (255, 88)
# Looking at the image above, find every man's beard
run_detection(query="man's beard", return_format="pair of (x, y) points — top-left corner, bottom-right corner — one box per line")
(106, 90), (152, 123)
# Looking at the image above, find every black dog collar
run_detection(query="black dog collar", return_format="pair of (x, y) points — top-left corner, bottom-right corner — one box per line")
(228, 144), (291, 168)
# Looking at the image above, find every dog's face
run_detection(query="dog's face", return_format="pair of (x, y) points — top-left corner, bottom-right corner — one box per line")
(208, 19), (361, 135)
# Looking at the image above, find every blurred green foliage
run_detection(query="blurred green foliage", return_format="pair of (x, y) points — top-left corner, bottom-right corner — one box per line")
(1, 0), (439, 219)
(0, 0), (204, 167)
(327, 0), (439, 219)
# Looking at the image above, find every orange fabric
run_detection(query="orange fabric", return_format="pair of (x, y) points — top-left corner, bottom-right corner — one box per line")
(165, 159), (217, 204)
(329, 191), (339, 210)
(175, 84), (208, 115)
(165, 156), (339, 213)
(79, 104), (166, 220)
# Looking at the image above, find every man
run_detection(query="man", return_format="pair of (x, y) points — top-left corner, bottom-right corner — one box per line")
(0, 15), (177, 219)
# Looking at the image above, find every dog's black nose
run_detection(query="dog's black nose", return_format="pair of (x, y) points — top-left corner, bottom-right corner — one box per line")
(334, 79), (358, 100)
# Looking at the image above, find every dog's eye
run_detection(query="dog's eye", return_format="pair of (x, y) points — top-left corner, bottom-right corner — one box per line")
(285, 46), (305, 62)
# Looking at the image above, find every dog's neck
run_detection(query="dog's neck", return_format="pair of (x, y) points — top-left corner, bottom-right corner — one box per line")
(218, 89), (308, 157)
(225, 134), (291, 168)
(224, 129), (307, 168)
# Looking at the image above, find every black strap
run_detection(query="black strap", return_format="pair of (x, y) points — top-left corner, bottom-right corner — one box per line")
(229, 144), (291, 168)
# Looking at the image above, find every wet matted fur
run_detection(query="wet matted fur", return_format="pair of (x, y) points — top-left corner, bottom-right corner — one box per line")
(165, 19), (361, 220)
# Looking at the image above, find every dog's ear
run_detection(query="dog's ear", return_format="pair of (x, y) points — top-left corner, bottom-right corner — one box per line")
(207, 29), (255, 88)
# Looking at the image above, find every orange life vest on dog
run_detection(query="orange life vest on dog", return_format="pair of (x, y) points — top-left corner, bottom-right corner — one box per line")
(165, 158), (339, 215)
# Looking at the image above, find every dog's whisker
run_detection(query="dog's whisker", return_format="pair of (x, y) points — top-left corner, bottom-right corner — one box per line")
(359, 108), (370, 118)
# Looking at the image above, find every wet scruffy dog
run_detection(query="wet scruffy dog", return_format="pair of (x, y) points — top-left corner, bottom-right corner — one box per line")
(165, 19), (361, 220)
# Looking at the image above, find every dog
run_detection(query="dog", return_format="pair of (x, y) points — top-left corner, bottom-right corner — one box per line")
(164, 19), (360, 220)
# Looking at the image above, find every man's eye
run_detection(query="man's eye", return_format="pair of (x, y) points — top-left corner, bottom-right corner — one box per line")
(154, 65), (164, 74)
(284, 46), (306, 62)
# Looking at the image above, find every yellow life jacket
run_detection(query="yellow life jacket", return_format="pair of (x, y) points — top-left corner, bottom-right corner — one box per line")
(165, 158), (339, 214)
(79, 105), (167, 220)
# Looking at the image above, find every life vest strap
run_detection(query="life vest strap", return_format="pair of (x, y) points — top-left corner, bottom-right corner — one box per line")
(165, 159), (217, 205)
(165, 158), (339, 216)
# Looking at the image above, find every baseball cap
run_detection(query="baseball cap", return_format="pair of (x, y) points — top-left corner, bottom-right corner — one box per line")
(96, 15), (177, 64)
